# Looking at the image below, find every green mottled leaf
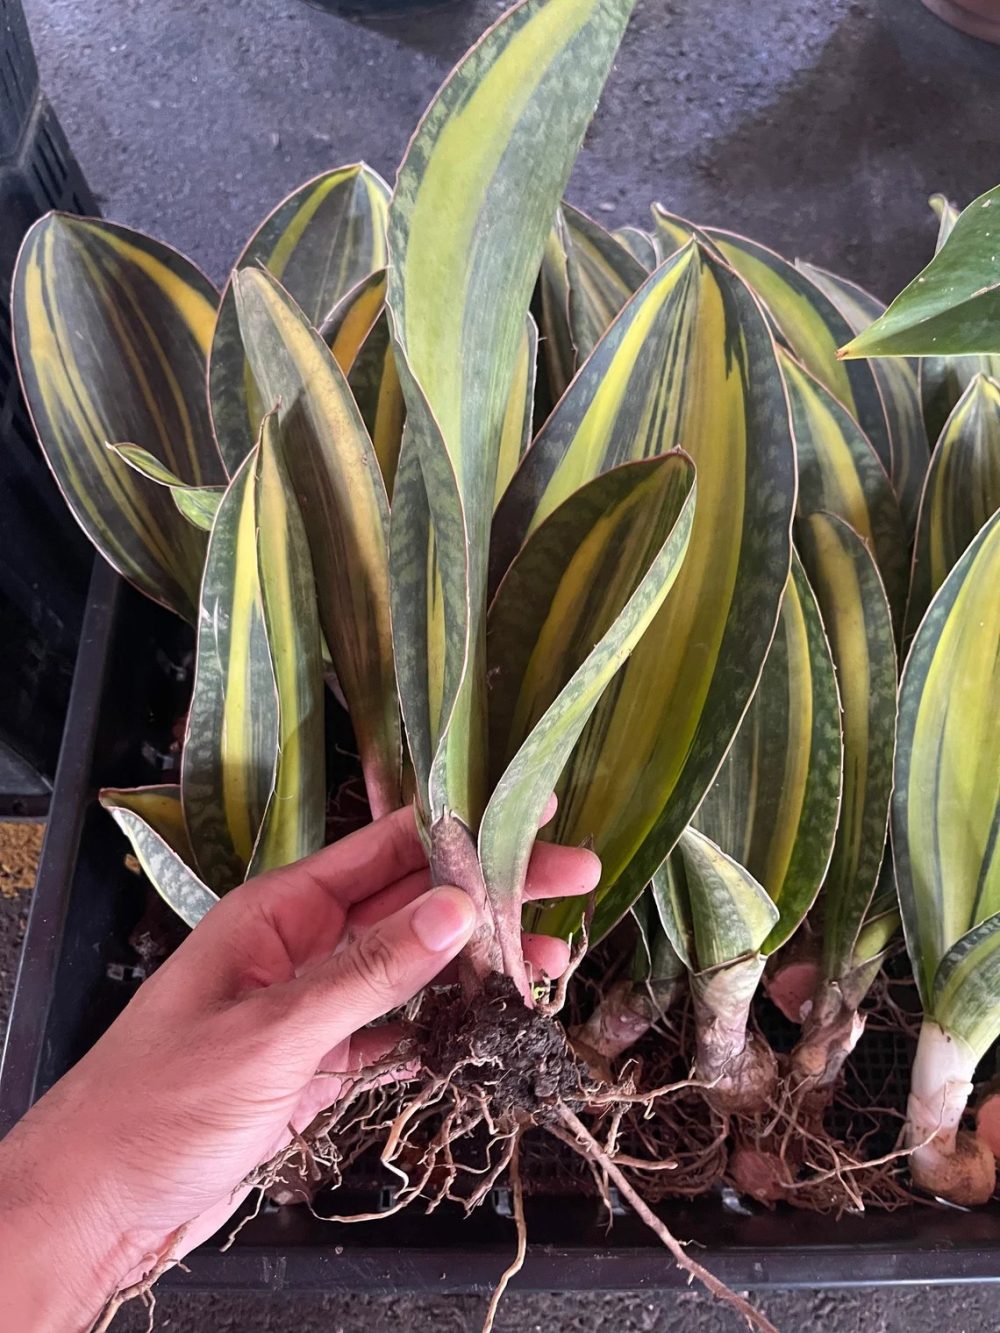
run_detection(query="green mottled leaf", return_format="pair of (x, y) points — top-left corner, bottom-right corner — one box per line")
(798, 512), (897, 983)
(652, 827), (778, 973)
(100, 786), (219, 928)
(780, 348), (908, 629)
(347, 311), (405, 494)
(932, 913), (1000, 1059)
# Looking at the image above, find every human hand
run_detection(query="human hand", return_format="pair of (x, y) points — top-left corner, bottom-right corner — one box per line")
(0, 804), (599, 1332)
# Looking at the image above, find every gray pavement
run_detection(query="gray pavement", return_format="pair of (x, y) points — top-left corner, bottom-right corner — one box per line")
(10, 0), (1000, 1327)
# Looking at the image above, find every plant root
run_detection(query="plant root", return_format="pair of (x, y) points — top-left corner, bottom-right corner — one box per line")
(90, 1225), (190, 1333)
(241, 978), (778, 1332)
(553, 1106), (778, 1333)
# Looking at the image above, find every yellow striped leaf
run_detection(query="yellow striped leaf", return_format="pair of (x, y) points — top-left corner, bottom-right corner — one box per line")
(665, 219), (894, 477)
(386, 0), (638, 828)
(695, 554), (843, 956)
(797, 260), (929, 534)
(499, 243), (796, 943)
(181, 447), (276, 892)
(210, 165), (390, 474)
(780, 349), (908, 630)
(100, 786), (218, 928)
(494, 316), (538, 511)
(905, 375), (1000, 643)
(482, 453), (696, 926)
(108, 443), (223, 531)
(840, 185), (1000, 362)
(613, 225), (657, 271)
(318, 268), (388, 373)
(247, 415), (325, 874)
(562, 202), (647, 361)
(650, 204), (704, 260)
(893, 508), (1000, 1018)
(347, 312), (405, 494)
(797, 512), (897, 983)
(538, 214), (577, 407)
(11, 214), (222, 621)
(234, 267), (401, 819)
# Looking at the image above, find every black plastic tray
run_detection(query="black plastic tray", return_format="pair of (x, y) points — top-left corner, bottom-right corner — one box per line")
(2, 559), (999, 1295)
(0, 0), (94, 803)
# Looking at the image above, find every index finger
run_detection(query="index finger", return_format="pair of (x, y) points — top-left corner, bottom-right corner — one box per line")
(262, 804), (428, 911)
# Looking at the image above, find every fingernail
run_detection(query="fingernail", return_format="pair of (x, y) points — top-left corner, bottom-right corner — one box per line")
(411, 886), (475, 953)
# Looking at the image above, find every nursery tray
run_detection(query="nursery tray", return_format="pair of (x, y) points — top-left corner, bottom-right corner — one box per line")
(2, 559), (999, 1297)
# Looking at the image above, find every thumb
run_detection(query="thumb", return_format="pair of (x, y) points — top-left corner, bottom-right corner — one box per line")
(276, 886), (477, 1054)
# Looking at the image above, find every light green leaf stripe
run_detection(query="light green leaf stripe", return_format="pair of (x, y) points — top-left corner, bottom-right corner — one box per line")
(210, 165), (390, 474)
(494, 316), (539, 511)
(498, 243), (796, 944)
(797, 260), (929, 534)
(181, 446), (277, 893)
(108, 443), (222, 531)
(563, 201), (648, 362)
(12, 213), (222, 621)
(893, 508), (1000, 1009)
(841, 184), (1000, 360)
(780, 348), (908, 630)
(100, 786), (219, 928)
(797, 511), (897, 983)
(234, 268), (402, 819)
(695, 554), (843, 956)
(482, 453), (696, 905)
(387, 0), (637, 826)
(653, 828), (778, 973)
(248, 415), (326, 875)
(905, 374), (1000, 643)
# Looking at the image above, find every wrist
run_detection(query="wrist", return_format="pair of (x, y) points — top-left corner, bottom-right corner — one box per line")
(0, 1111), (156, 1331)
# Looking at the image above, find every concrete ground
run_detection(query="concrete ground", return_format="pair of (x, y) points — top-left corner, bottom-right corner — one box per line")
(9, 0), (1000, 1328)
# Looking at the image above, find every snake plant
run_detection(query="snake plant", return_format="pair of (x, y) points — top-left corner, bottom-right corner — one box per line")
(12, 0), (796, 1018)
